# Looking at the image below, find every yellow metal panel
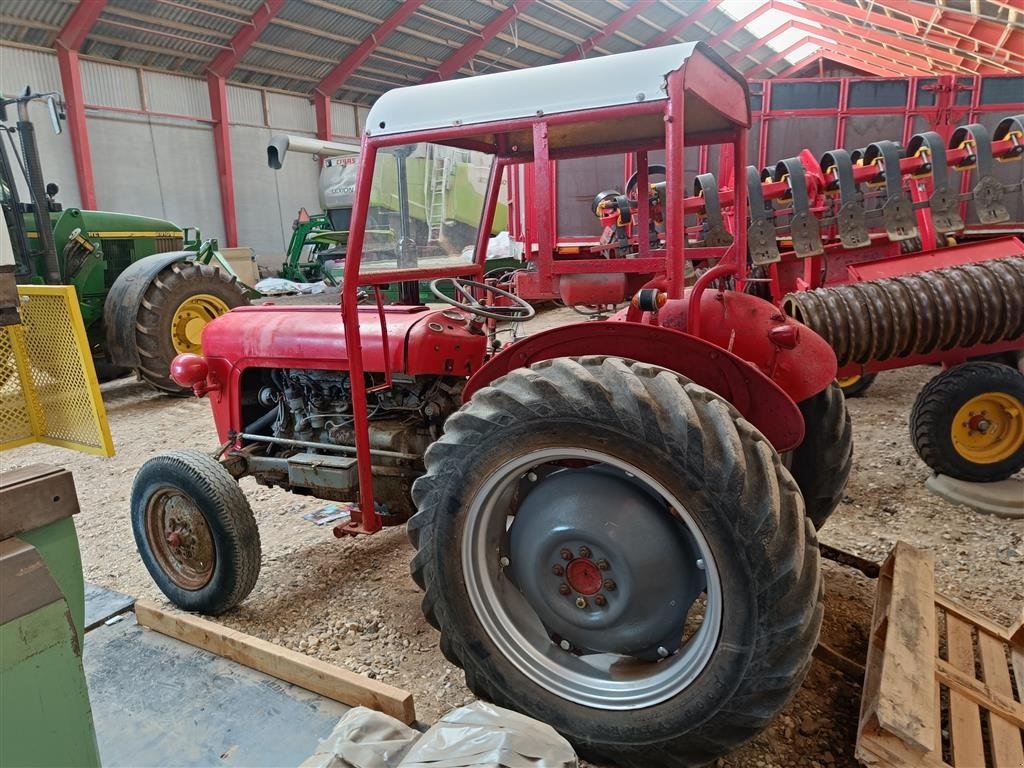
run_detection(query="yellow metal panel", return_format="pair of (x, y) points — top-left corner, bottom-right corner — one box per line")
(0, 286), (114, 457)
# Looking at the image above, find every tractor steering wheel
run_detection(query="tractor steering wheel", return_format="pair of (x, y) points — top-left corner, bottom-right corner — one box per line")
(429, 277), (535, 321)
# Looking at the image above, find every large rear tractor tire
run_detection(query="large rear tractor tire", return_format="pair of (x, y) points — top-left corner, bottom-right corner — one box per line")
(408, 356), (821, 768)
(910, 362), (1024, 482)
(131, 450), (261, 615)
(135, 262), (247, 394)
(788, 383), (854, 529)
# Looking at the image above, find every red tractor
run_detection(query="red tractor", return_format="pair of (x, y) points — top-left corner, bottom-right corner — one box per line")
(132, 43), (850, 767)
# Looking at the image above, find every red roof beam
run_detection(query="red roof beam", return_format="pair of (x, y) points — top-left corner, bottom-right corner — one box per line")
(207, 0), (286, 79)
(767, 0), (968, 71)
(745, 36), (819, 77)
(707, 3), (776, 47)
(859, 0), (1023, 71)
(562, 1), (652, 61)
(812, 0), (1022, 70)
(726, 19), (797, 65)
(425, 0), (535, 82)
(316, 1), (426, 98)
(644, 0), (723, 48)
(778, 51), (900, 79)
(55, 0), (106, 50)
(783, 19), (933, 75)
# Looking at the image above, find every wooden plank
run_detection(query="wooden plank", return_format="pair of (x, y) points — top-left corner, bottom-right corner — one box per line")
(936, 657), (1024, 728)
(945, 615), (986, 767)
(937, 594), (1018, 643)
(874, 542), (938, 755)
(977, 632), (1024, 768)
(0, 465), (79, 540)
(134, 600), (415, 724)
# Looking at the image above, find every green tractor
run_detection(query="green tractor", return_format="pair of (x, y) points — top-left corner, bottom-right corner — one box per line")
(1, 88), (249, 393)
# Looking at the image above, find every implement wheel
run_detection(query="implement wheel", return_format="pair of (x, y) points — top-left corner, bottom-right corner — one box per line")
(787, 383), (854, 529)
(911, 362), (1024, 482)
(837, 372), (877, 398)
(135, 262), (246, 394)
(409, 356), (821, 768)
(131, 450), (260, 614)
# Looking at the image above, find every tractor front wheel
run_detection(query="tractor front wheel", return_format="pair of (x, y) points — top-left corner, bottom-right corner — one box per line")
(135, 262), (246, 394)
(131, 450), (260, 614)
(409, 356), (821, 768)
(911, 362), (1024, 482)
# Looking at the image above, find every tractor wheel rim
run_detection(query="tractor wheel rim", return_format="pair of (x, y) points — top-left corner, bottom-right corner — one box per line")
(951, 392), (1024, 464)
(171, 294), (230, 354)
(462, 447), (722, 710)
(145, 487), (216, 590)
(837, 374), (861, 389)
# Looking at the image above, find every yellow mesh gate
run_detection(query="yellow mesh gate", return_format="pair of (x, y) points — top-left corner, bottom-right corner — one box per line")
(0, 286), (114, 456)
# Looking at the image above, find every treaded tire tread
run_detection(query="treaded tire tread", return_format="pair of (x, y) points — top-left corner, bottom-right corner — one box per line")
(408, 356), (822, 768)
(134, 261), (247, 394)
(910, 361), (1024, 482)
(789, 383), (854, 529)
(131, 449), (261, 614)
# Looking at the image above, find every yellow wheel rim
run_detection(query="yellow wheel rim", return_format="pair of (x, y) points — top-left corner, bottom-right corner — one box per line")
(950, 392), (1024, 465)
(837, 375), (862, 389)
(171, 294), (230, 354)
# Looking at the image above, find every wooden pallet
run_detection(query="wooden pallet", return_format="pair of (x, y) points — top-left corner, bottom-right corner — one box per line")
(857, 541), (1024, 768)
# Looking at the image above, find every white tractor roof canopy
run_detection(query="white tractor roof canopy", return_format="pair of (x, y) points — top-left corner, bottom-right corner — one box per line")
(364, 42), (745, 140)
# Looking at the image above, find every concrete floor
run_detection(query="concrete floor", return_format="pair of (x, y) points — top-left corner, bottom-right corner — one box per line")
(82, 585), (348, 767)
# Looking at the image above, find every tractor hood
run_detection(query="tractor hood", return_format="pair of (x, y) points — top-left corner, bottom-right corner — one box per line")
(200, 303), (487, 377)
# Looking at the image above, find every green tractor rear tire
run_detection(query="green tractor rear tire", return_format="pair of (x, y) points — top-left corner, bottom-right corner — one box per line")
(134, 261), (247, 394)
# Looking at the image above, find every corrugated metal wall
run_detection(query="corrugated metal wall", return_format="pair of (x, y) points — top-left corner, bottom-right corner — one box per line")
(0, 45), (367, 262)
(0, 46), (82, 206)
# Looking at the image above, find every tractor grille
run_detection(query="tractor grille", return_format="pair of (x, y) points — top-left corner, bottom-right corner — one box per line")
(100, 239), (135, 290)
(154, 236), (184, 254)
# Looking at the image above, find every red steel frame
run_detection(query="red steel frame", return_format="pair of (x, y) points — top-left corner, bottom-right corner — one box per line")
(339, 52), (750, 533)
(54, 0), (106, 210)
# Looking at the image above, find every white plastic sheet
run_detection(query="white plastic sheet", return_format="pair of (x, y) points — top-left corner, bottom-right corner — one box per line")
(300, 702), (577, 768)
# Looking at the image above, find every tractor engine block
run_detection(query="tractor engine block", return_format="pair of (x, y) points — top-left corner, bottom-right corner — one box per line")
(271, 369), (462, 446)
(246, 369), (464, 518)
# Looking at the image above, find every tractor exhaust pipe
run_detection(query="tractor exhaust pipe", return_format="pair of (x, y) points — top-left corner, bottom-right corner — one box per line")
(16, 99), (62, 284)
(267, 134), (360, 169)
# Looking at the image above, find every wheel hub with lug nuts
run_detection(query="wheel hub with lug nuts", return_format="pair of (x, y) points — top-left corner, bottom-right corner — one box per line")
(508, 466), (703, 661)
(145, 488), (216, 590)
(952, 393), (1024, 464)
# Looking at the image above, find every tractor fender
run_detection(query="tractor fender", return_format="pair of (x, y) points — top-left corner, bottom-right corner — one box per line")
(103, 251), (193, 367)
(463, 321), (806, 452)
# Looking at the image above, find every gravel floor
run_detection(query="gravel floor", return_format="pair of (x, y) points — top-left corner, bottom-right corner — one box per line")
(3, 305), (1022, 768)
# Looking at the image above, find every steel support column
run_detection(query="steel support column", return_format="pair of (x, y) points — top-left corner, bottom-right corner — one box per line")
(54, 0), (106, 210)
(206, 74), (237, 247)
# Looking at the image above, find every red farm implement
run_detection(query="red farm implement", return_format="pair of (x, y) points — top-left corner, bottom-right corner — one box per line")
(500, 73), (1024, 483)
